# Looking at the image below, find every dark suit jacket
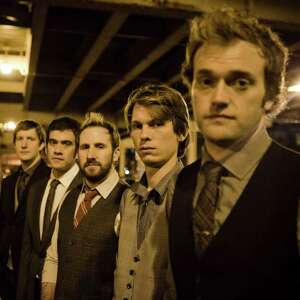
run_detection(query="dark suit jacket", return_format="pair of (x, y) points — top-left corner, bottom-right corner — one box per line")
(16, 170), (81, 300)
(0, 160), (50, 277)
(54, 181), (126, 300)
(170, 142), (300, 300)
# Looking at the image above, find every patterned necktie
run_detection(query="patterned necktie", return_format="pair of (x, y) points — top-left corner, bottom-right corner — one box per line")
(193, 161), (223, 255)
(74, 188), (99, 228)
(42, 179), (60, 240)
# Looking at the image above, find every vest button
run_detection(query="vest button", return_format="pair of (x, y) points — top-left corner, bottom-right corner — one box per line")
(129, 269), (135, 276)
(127, 283), (132, 289)
(133, 255), (140, 262)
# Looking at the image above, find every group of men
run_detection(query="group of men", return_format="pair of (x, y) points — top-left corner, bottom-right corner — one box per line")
(0, 8), (299, 300)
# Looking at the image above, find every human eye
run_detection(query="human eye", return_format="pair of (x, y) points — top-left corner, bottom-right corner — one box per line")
(62, 140), (73, 147)
(95, 143), (105, 149)
(131, 122), (142, 130)
(231, 78), (251, 91)
(149, 120), (164, 128)
(79, 144), (89, 150)
(48, 139), (56, 145)
(195, 75), (215, 89)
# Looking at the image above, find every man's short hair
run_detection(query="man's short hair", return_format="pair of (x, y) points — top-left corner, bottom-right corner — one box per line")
(182, 8), (288, 116)
(80, 112), (120, 150)
(13, 120), (45, 144)
(46, 117), (80, 146)
(124, 83), (190, 158)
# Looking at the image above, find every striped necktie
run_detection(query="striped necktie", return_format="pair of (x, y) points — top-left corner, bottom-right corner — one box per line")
(193, 161), (223, 256)
(74, 188), (98, 228)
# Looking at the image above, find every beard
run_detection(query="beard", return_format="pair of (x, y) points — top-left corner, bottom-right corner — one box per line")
(80, 158), (112, 184)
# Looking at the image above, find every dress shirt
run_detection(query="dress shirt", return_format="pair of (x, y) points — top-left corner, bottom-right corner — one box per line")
(131, 161), (183, 248)
(193, 121), (300, 252)
(39, 163), (79, 238)
(42, 168), (119, 284)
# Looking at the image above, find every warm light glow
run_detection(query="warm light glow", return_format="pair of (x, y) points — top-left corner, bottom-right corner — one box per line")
(288, 84), (300, 93)
(0, 63), (12, 75)
(3, 121), (16, 131)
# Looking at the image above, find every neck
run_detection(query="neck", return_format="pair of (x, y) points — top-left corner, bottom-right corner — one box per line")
(21, 154), (40, 171)
(145, 154), (178, 188)
(205, 120), (263, 161)
(52, 162), (75, 179)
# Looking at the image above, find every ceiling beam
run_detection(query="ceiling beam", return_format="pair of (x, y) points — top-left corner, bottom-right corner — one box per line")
(167, 73), (181, 85)
(23, 1), (49, 110)
(88, 23), (188, 111)
(55, 11), (128, 112)
(50, 0), (300, 25)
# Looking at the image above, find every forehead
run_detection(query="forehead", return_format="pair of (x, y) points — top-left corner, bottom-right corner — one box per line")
(132, 103), (169, 122)
(49, 129), (75, 141)
(80, 126), (111, 144)
(16, 128), (38, 138)
(193, 39), (266, 77)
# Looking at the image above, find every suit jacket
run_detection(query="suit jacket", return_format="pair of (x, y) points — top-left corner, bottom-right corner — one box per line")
(0, 160), (50, 276)
(170, 142), (300, 300)
(54, 181), (126, 300)
(17, 170), (81, 300)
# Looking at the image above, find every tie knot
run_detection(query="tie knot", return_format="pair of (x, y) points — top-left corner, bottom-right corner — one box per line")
(202, 161), (223, 183)
(51, 179), (60, 189)
(84, 188), (98, 203)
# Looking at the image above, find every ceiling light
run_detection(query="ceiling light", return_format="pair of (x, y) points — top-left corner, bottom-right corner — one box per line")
(0, 63), (12, 74)
(3, 121), (16, 131)
(288, 84), (300, 93)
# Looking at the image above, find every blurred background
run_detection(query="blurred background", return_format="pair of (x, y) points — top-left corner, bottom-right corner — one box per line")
(0, 0), (300, 181)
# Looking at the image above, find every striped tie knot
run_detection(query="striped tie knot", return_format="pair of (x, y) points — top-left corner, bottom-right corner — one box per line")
(202, 161), (223, 185)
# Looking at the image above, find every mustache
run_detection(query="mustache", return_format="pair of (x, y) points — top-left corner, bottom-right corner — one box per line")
(84, 160), (101, 168)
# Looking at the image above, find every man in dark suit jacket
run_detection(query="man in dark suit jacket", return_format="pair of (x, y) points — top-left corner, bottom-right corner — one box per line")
(17, 117), (81, 300)
(42, 113), (126, 300)
(169, 8), (300, 300)
(0, 120), (50, 300)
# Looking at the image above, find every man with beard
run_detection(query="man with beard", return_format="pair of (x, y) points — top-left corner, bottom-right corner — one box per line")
(42, 112), (126, 300)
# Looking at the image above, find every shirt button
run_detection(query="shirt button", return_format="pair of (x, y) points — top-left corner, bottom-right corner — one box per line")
(133, 255), (140, 262)
(127, 283), (132, 289)
(129, 269), (135, 276)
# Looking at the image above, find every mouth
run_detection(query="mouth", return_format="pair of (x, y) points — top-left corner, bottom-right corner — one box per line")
(139, 146), (155, 152)
(206, 114), (235, 120)
(85, 162), (101, 168)
(52, 157), (64, 162)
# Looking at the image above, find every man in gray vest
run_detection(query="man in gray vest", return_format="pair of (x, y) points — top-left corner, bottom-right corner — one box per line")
(169, 8), (300, 300)
(114, 83), (190, 300)
(42, 113), (126, 300)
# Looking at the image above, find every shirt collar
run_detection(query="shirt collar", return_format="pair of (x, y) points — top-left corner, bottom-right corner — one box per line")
(20, 158), (41, 177)
(51, 162), (79, 188)
(203, 121), (271, 180)
(83, 168), (119, 199)
(132, 160), (183, 204)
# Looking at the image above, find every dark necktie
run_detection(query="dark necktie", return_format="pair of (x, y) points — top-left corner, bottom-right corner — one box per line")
(16, 170), (29, 208)
(42, 179), (60, 241)
(193, 161), (223, 256)
(74, 188), (99, 228)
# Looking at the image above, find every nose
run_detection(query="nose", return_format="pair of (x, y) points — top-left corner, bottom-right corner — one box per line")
(211, 80), (230, 110)
(87, 147), (96, 159)
(21, 140), (28, 148)
(140, 125), (151, 141)
(53, 144), (63, 154)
